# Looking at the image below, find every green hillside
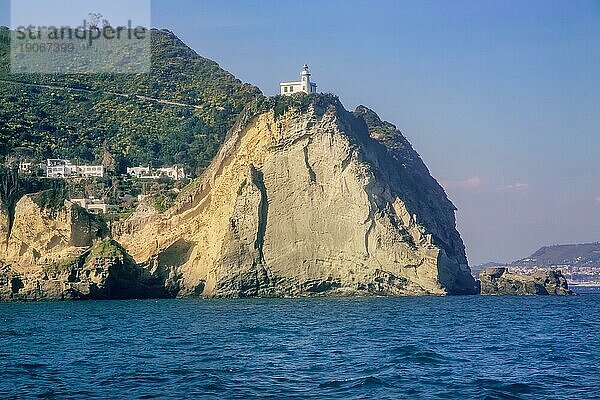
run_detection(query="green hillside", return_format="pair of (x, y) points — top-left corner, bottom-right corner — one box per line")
(513, 243), (600, 268)
(0, 27), (262, 175)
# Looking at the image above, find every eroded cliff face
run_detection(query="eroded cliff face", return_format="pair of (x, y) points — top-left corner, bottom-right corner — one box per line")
(0, 193), (174, 301)
(0, 237), (176, 301)
(0, 202), (8, 252)
(2, 193), (105, 271)
(1, 95), (477, 300)
(115, 96), (477, 297)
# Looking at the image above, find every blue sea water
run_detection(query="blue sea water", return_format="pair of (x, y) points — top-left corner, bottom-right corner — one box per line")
(1, 291), (600, 399)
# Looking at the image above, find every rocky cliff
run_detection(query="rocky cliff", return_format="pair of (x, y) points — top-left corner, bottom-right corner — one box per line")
(0, 191), (173, 301)
(0, 238), (176, 301)
(1, 95), (479, 300)
(2, 190), (106, 269)
(114, 95), (477, 297)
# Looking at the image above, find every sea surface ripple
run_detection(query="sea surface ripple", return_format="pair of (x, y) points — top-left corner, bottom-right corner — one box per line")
(1, 290), (600, 399)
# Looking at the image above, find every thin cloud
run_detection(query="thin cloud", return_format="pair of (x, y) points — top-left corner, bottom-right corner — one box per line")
(505, 182), (530, 190)
(495, 182), (531, 193)
(441, 176), (482, 190)
(595, 196), (600, 204)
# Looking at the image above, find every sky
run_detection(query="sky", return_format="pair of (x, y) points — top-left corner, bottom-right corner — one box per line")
(1, 0), (599, 264)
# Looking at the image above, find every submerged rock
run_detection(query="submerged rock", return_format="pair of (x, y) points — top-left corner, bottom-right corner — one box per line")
(479, 267), (574, 295)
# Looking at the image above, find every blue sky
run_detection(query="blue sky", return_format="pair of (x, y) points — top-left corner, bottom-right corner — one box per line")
(1, 0), (599, 264)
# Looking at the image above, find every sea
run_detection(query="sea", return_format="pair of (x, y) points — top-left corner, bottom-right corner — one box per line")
(1, 288), (599, 399)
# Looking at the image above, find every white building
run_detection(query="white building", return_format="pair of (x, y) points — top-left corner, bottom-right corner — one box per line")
(43, 159), (74, 178)
(156, 166), (186, 180)
(127, 165), (186, 180)
(280, 64), (317, 96)
(19, 161), (34, 174)
(127, 166), (151, 178)
(42, 159), (105, 178)
(78, 165), (105, 178)
(70, 198), (117, 214)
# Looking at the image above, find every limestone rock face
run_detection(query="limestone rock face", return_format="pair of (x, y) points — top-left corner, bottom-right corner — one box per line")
(1, 193), (107, 271)
(1, 95), (478, 300)
(0, 204), (8, 251)
(0, 193), (175, 301)
(479, 267), (574, 295)
(116, 96), (477, 297)
(0, 263), (24, 300)
(0, 238), (176, 301)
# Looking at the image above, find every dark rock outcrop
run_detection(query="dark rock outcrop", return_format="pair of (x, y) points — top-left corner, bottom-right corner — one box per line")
(479, 267), (574, 295)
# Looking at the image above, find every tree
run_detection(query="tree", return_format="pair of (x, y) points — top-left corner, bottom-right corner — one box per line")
(88, 13), (104, 29)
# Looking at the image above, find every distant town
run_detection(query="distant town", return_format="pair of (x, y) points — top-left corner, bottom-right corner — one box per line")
(507, 266), (600, 287)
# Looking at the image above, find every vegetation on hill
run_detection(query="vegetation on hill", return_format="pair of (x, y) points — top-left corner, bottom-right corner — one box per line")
(513, 243), (600, 267)
(88, 238), (128, 260)
(29, 187), (70, 212)
(0, 27), (262, 175)
(0, 26), (352, 228)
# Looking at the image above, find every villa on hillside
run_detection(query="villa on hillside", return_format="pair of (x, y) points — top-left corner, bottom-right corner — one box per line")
(127, 165), (186, 180)
(127, 166), (151, 178)
(70, 198), (117, 215)
(19, 161), (33, 174)
(280, 64), (318, 96)
(42, 159), (105, 179)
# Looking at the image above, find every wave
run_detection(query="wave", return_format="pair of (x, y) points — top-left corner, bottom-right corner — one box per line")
(319, 375), (392, 390)
(390, 344), (448, 365)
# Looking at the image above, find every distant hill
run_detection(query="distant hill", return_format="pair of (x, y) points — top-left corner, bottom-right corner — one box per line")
(0, 27), (262, 175)
(512, 243), (600, 268)
(473, 243), (600, 285)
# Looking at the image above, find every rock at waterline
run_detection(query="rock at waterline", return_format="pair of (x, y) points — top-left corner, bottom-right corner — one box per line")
(479, 267), (574, 295)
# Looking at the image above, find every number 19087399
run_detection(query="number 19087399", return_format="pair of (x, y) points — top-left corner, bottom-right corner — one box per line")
(17, 42), (75, 53)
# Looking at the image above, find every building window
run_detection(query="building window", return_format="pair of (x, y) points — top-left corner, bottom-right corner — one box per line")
(284, 87), (288, 92)
(290, 86), (293, 92)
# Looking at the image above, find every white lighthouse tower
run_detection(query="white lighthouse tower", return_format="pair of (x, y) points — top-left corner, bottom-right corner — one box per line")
(300, 64), (312, 93)
(280, 65), (318, 96)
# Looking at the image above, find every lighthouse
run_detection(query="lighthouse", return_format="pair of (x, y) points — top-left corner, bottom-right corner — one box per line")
(280, 65), (318, 96)
(300, 64), (312, 93)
